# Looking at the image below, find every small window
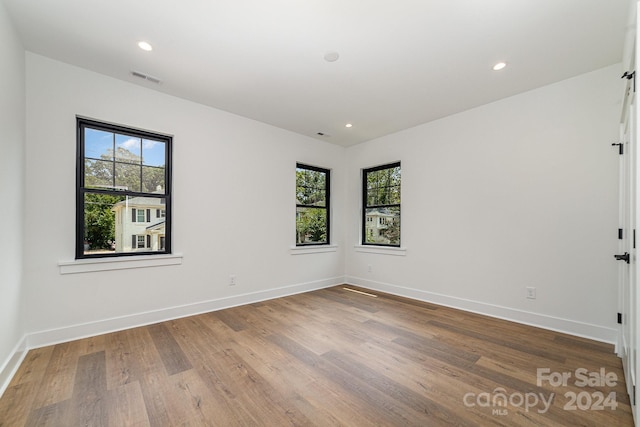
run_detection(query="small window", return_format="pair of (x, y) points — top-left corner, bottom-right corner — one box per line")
(362, 162), (401, 246)
(77, 117), (172, 258)
(296, 163), (330, 245)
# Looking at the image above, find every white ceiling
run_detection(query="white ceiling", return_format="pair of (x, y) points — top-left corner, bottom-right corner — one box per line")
(3, 0), (632, 146)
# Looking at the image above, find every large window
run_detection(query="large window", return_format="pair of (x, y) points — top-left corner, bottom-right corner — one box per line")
(362, 162), (401, 246)
(296, 163), (330, 245)
(77, 117), (172, 258)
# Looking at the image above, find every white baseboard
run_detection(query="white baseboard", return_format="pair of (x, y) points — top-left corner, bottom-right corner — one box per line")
(0, 336), (28, 398)
(2, 275), (617, 398)
(0, 276), (343, 398)
(27, 276), (344, 349)
(345, 276), (618, 345)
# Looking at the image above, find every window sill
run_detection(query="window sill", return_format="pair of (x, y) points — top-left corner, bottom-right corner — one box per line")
(354, 245), (407, 256)
(59, 253), (183, 274)
(290, 245), (338, 255)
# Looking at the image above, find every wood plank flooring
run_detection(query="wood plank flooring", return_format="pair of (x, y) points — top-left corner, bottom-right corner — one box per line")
(0, 286), (634, 426)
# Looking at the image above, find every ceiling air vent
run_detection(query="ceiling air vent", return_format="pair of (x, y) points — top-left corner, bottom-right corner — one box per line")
(131, 70), (162, 84)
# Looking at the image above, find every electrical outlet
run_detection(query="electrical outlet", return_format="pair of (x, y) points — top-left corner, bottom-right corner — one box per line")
(526, 287), (536, 299)
(367, 265), (372, 273)
(229, 275), (236, 286)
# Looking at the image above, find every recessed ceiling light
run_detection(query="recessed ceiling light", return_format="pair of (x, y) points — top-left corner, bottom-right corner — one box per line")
(138, 41), (153, 51)
(345, 123), (353, 128)
(492, 62), (507, 71)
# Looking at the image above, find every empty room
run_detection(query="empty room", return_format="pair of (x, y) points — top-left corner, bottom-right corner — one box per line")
(1, 0), (639, 425)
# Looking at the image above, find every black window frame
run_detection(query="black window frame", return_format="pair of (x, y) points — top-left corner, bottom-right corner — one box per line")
(76, 117), (172, 259)
(362, 162), (401, 247)
(295, 163), (331, 246)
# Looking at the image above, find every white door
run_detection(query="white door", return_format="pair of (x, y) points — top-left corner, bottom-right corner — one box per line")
(619, 46), (637, 421)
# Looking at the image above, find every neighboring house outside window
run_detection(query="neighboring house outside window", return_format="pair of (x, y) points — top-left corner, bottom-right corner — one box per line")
(296, 163), (330, 245)
(362, 162), (401, 246)
(77, 117), (172, 258)
(113, 197), (166, 252)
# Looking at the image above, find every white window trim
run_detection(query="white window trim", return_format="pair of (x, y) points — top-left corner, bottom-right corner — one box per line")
(354, 245), (406, 256)
(59, 253), (183, 274)
(290, 245), (338, 255)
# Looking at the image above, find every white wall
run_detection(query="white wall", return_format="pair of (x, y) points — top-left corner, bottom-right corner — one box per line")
(346, 64), (622, 342)
(13, 47), (625, 361)
(22, 53), (345, 344)
(0, 0), (26, 390)
(21, 55), (624, 345)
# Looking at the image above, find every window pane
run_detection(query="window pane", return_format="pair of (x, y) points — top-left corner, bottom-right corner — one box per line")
(296, 167), (326, 206)
(366, 166), (401, 207)
(299, 187), (325, 206)
(366, 190), (379, 207)
(123, 197), (166, 252)
(142, 166), (165, 193)
(313, 185), (326, 205)
(115, 163), (141, 192)
(115, 134), (142, 164)
(389, 184), (401, 205)
(364, 207), (400, 245)
(85, 128), (113, 160)
(142, 139), (166, 167)
(83, 194), (167, 255)
(296, 207), (327, 244)
(307, 170), (325, 187)
(83, 193), (126, 255)
(367, 185), (401, 206)
(84, 159), (114, 189)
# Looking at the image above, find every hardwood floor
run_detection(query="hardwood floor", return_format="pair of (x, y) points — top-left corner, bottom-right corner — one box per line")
(0, 286), (634, 426)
